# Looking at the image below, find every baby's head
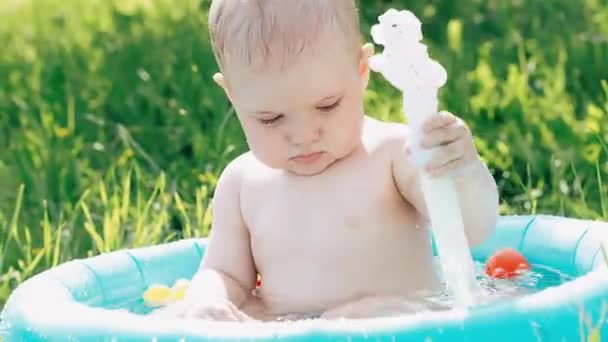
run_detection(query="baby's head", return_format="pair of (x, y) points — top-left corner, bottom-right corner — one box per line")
(209, 0), (373, 176)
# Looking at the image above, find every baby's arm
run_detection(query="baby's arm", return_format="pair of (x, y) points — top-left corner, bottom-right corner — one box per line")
(183, 158), (258, 320)
(391, 119), (499, 247)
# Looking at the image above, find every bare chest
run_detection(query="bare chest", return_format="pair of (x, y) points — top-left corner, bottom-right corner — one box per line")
(239, 155), (435, 313)
(242, 154), (411, 258)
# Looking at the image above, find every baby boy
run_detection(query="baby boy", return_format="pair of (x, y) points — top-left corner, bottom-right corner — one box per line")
(174, 0), (499, 321)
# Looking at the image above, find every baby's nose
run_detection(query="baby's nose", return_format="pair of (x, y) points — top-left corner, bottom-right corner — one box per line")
(288, 121), (321, 146)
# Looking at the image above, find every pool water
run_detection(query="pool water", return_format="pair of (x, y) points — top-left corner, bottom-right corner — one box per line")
(477, 263), (572, 296)
(116, 259), (573, 320)
(422, 260), (573, 310)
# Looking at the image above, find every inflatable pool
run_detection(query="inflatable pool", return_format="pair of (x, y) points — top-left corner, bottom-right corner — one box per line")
(1, 214), (607, 341)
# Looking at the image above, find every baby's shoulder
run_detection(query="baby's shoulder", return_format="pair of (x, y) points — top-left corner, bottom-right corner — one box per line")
(362, 116), (412, 154)
(217, 151), (275, 188)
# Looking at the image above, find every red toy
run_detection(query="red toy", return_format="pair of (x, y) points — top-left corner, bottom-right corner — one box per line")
(485, 248), (531, 279)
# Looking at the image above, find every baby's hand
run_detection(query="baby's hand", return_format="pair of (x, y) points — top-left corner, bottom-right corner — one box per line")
(415, 111), (479, 178)
(184, 297), (253, 322)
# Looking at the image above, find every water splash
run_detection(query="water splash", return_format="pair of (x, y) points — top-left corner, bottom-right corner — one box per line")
(0, 319), (10, 339)
(369, 8), (479, 308)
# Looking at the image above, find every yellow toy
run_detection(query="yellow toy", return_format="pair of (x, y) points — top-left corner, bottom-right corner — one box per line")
(142, 278), (191, 307)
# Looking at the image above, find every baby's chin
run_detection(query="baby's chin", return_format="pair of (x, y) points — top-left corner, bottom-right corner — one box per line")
(284, 144), (363, 176)
(271, 152), (339, 176)
(285, 158), (336, 176)
(253, 145), (360, 176)
(277, 152), (333, 176)
(246, 151), (330, 176)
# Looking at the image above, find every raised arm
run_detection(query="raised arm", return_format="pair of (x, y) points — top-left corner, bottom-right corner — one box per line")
(391, 115), (499, 247)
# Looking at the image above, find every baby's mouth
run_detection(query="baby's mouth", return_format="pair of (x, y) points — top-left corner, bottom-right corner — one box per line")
(291, 152), (324, 164)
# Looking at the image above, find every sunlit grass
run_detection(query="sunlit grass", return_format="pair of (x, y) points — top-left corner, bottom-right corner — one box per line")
(0, 0), (606, 330)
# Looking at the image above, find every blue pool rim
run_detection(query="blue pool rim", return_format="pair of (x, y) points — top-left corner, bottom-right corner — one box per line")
(1, 214), (608, 341)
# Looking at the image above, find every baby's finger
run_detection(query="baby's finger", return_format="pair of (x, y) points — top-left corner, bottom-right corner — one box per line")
(425, 140), (464, 172)
(420, 121), (466, 149)
(422, 111), (457, 133)
(428, 157), (466, 178)
(228, 304), (255, 322)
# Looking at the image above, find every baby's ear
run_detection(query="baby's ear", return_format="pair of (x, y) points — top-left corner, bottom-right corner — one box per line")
(213, 72), (232, 101)
(359, 43), (375, 89)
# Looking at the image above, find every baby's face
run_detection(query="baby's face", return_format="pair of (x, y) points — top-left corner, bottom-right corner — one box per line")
(221, 34), (369, 176)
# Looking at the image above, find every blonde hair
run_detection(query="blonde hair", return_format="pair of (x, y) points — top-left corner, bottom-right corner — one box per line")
(208, 0), (361, 75)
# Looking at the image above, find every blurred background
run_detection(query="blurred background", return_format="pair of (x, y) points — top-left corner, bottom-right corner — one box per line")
(0, 0), (606, 307)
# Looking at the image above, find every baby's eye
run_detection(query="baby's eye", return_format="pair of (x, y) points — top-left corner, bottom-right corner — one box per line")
(317, 99), (341, 113)
(257, 115), (283, 126)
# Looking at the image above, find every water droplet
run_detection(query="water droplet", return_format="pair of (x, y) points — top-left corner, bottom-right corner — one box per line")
(137, 68), (151, 82)
(93, 142), (105, 151)
(554, 159), (562, 168)
(559, 180), (570, 195)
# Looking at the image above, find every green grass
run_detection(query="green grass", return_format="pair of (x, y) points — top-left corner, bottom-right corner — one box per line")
(0, 0), (607, 317)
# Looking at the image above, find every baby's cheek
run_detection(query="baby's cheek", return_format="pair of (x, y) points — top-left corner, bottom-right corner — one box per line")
(248, 132), (287, 167)
(331, 110), (363, 154)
